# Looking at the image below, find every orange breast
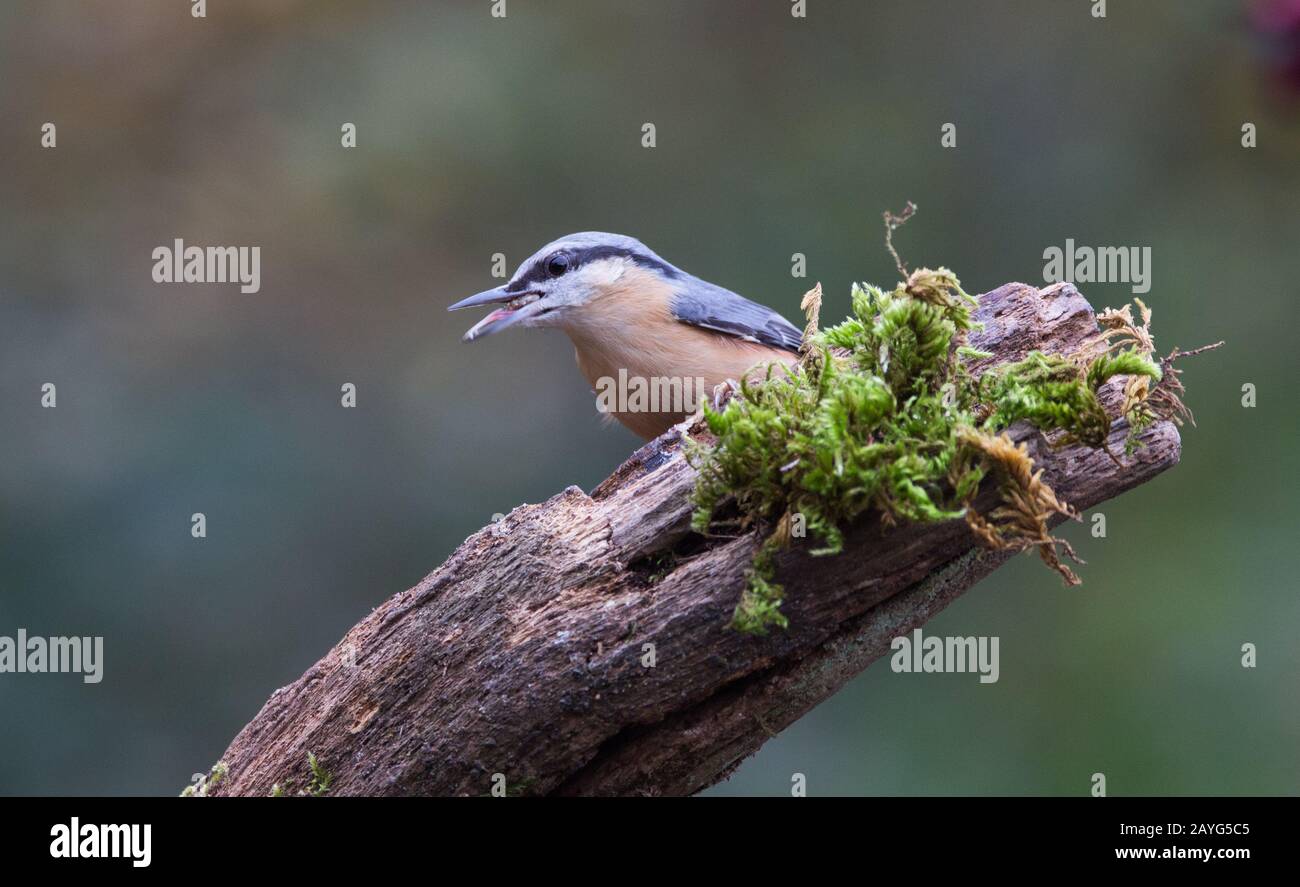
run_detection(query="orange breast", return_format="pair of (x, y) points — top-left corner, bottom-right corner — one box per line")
(562, 266), (796, 439)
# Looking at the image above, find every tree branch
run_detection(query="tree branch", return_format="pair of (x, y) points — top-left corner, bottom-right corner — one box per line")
(210, 282), (1181, 797)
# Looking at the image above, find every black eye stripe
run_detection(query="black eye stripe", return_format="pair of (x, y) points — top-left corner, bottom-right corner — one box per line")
(568, 245), (678, 278)
(504, 244), (679, 293)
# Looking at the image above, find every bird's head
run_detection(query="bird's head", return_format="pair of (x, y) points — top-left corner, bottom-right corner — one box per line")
(448, 232), (679, 341)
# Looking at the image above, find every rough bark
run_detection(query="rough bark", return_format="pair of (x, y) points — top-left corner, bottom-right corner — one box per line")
(211, 282), (1182, 797)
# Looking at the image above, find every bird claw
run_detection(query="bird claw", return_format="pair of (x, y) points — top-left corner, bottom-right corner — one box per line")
(711, 378), (740, 411)
(673, 379), (740, 438)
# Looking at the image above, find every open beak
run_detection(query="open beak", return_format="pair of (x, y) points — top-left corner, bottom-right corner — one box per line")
(448, 285), (545, 342)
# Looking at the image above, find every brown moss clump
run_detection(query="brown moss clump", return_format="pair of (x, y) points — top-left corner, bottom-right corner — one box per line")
(956, 428), (1082, 585)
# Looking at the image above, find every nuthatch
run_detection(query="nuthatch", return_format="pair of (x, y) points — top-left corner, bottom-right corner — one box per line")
(449, 232), (801, 439)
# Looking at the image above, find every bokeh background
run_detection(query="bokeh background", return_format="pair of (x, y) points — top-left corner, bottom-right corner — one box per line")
(0, 0), (1296, 796)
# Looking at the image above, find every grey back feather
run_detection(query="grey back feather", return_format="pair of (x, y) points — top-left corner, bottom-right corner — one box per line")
(670, 277), (802, 353)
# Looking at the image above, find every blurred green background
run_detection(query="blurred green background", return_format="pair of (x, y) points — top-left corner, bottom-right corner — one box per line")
(0, 0), (1296, 796)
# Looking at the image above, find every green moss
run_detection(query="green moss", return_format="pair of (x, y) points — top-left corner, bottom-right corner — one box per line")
(636, 550), (676, 584)
(688, 249), (1182, 634)
(267, 751), (334, 797)
(732, 540), (788, 634)
(181, 752), (334, 798)
(179, 760), (228, 797)
(978, 347), (1160, 448)
(306, 751), (333, 796)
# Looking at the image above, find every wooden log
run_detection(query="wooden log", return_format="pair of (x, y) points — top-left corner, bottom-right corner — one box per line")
(210, 281), (1181, 797)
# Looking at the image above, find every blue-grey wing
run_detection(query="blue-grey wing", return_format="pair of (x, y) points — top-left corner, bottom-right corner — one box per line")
(670, 281), (802, 352)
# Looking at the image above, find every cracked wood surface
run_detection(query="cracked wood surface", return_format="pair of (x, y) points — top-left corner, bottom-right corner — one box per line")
(211, 281), (1181, 796)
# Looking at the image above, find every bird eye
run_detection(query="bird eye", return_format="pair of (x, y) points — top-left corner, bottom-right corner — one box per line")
(546, 254), (570, 277)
